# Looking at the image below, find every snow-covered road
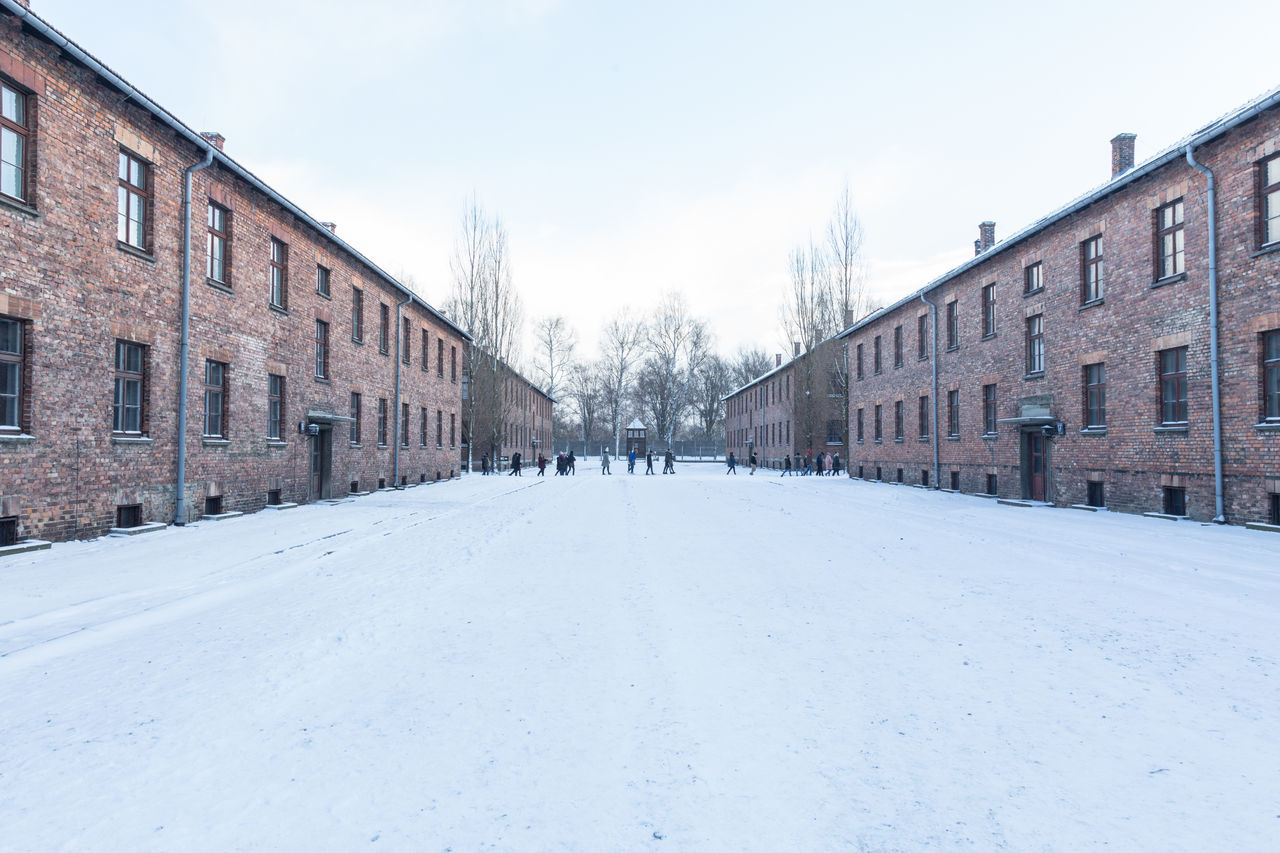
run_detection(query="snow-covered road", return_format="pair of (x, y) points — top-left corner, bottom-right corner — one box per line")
(2, 466), (1277, 851)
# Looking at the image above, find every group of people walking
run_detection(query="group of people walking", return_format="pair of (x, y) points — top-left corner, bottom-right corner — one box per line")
(599, 448), (676, 475)
(725, 450), (842, 476)
(535, 451), (577, 476)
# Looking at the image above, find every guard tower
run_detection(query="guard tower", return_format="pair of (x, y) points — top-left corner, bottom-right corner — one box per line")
(625, 418), (648, 459)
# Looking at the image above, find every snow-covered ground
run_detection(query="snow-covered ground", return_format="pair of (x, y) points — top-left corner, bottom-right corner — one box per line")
(1, 465), (1277, 851)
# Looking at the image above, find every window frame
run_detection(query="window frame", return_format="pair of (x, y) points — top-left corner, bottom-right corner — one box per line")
(117, 150), (150, 252)
(1024, 262), (1043, 295)
(1159, 346), (1188, 424)
(112, 340), (146, 435)
(206, 201), (229, 285)
(1264, 330), (1280, 422)
(436, 409), (443, 448)
(204, 360), (227, 438)
(1155, 199), (1185, 281)
(873, 335), (882, 374)
(982, 383), (997, 435)
(855, 343), (864, 379)
(377, 397), (388, 446)
(401, 401), (410, 447)
(267, 373), (284, 440)
(873, 404), (882, 442)
(1081, 236), (1102, 304)
(268, 237), (288, 310)
(451, 346), (457, 382)
(349, 391), (361, 445)
(421, 329), (429, 371)
(1084, 363), (1106, 428)
(0, 80), (31, 204)
(314, 320), (330, 379)
(402, 317), (411, 364)
(420, 407), (428, 446)
(1262, 153), (1280, 248)
(893, 325), (903, 367)
(351, 288), (364, 343)
(856, 407), (864, 442)
(947, 389), (959, 437)
(1025, 314), (1045, 375)
(316, 264), (331, 298)
(946, 301), (958, 350)
(0, 316), (23, 432)
(379, 303), (390, 354)
(917, 313), (928, 360)
(981, 283), (996, 338)
(894, 399), (904, 441)
(918, 394), (929, 439)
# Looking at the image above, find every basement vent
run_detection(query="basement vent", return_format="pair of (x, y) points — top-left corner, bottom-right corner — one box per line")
(400, 475), (407, 486)
(116, 504), (142, 528)
(950, 471), (960, 491)
(419, 473), (425, 483)
(377, 478), (386, 490)
(267, 489), (281, 506)
(987, 474), (998, 495)
(857, 465), (864, 479)
(1163, 487), (1186, 516)
(350, 480), (359, 494)
(1087, 481), (1105, 508)
(0, 516), (18, 547)
(875, 466), (882, 481)
(921, 469), (929, 487)
(204, 495), (223, 516)
(897, 468), (904, 484)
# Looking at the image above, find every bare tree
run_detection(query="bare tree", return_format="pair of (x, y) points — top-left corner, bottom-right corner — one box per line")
(640, 292), (711, 446)
(531, 315), (576, 449)
(447, 196), (523, 472)
(564, 360), (606, 446)
(690, 354), (732, 440)
(827, 180), (868, 328)
(599, 310), (647, 457)
(729, 345), (775, 389)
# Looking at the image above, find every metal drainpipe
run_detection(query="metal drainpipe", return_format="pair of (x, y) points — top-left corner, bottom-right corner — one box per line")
(1185, 144), (1227, 523)
(174, 146), (215, 525)
(392, 293), (412, 488)
(920, 292), (940, 489)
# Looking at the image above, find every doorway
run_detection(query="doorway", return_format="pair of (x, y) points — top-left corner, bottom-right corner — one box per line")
(1021, 429), (1046, 501)
(310, 425), (332, 500)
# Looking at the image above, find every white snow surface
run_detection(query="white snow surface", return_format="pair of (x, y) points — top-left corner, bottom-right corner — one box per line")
(1, 466), (1278, 851)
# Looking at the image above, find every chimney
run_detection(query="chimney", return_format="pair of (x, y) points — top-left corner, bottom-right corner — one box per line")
(775, 353), (782, 367)
(320, 222), (337, 234)
(13, 0), (29, 8)
(793, 341), (801, 357)
(1111, 133), (1136, 178)
(200, 132), (225, 151)
(974, 221), (996, 256)
(844, 308), (855, 328)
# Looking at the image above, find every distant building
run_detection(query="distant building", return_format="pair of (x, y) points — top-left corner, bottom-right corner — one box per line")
(461, 351), (552, 471)
(625, 419), (648, 459)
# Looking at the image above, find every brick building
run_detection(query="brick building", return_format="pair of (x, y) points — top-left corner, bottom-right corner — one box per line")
(0, 1), (469, 545)
(461, 351), (552, 472)
(724, 337), (848, 470)
(842, 86), (1280, 527)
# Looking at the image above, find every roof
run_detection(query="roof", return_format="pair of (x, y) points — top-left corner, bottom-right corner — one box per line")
(627, 418), (646, 430)
(1, 0), (470, 343)
(834, 83), (1280, 342)
(721, 333), (844, 402)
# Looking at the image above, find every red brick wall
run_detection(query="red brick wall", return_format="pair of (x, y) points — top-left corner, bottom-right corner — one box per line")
(0, 17), (465, 541)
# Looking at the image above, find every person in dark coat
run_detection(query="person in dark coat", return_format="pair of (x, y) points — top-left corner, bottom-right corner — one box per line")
(481, 453), (490, 475)
(645, 450), (654, 475)
(726, 452), (737, 474)
(509, 451), (522, 476)
(832, 452), (842, 476)
(815, 452), (824, 476)
(782, 455), (792, 476)
(749, 451), (758, 475)
(537, 453), (547, 476)
(567, 450), (576, 475)
(663, 450), (675, 474)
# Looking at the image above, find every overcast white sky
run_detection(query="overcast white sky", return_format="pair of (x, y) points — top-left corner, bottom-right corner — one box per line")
(37, 0), (1279, 365)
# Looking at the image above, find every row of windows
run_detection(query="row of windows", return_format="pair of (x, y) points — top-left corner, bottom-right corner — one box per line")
(0, 316), (461, 439)
(727, 373), (792, 416)
(853, 334), (1280, 441)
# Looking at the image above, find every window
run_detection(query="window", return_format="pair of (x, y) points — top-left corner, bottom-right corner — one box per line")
(402, 318), (411, 364)
(1, 81), (30, 203)
(1084, 363), (1106, 427)
(917, 314), (928, 359)
(873, 336), (882, 374)
(314, 320), (329, 379)
(350, 392), (361, 444)
(894, 400), (903, 441)
(1082, 236), (1102, 303)
(269, 238), (287, 309)
(117, 151), (149, 250)
(379, 303), (389, 354)
(204, 360), (226, 437)
(1263, 154), (1280, 247)
(1156, 200), (1185, 280)
(856, 407), (864, 442)
(450, 413), (456, 447)
(947, 389), (959, 437)
(1160, 347), (1188, 424)
(856, 343), (864, 379)
(113, 341), (145, 434)
(420, 407), (428, 446)
(402, 402), (410, 447)
(421, 329), (429, 371)
(874, 404), (882, 441)
(981, 283), (996, 338)
(893, 325), (903, 367)
(1163, 486), (1187, 517)
(826, 419), (842, 445)
(0, 515), (17, 547)
(451, 346), (457, 382)
(267, 373), (284, 439)
(316, 264), (330, 298)
(436, 409), (443, 447)
(351, 288), (364, 342)
(437, 339), (444, 377)
(377, 398), (388, 446)
(986, 474), (998, 495)
(116, 504), (142, 529)
(207, 203), (229, 284)
(982, 384), (997, 435)
(1024, 262), (1043, 295)
(1264, 330), (1280, 421)
(946, 301), (958, 350)
(1271, 492), (1280, 526)
(918, 395), (929, 438)
(0, 317), (22, 431)
(1025, 314), (1044, 375)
